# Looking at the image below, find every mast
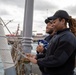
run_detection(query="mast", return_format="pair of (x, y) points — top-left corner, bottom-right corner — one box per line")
(22, 0), (34, 74)
(22, 0), (34, 53)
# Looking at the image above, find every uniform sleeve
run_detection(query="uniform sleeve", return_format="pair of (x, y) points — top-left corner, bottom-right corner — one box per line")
(36, 53), (46, 59)
(37, 41), (75, 67)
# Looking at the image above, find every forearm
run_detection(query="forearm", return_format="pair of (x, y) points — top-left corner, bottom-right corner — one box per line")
(36, 53), (45, 59)
(37, 41), (75, 68)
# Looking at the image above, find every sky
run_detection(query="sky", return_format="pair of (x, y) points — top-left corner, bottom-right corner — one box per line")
(0, 0), (76, 35)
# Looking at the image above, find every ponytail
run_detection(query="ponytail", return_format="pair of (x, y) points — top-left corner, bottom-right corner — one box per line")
(68, 16), (76, 36)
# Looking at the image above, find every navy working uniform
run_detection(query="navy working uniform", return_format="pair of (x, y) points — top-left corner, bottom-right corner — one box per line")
(36, 35), (53, 75)
(37, 28), (76, 75)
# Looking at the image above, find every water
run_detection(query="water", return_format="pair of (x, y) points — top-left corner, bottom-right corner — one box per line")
(8, 42), (38, 55)
(31, 42), (38, 55)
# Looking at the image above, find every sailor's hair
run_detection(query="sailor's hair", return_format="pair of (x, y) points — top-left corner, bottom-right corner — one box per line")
(68, 16), (76, 36)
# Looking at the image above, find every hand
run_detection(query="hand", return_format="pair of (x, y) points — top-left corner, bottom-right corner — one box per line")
(27, 57), (37, 64)
(36, 45), (44, 53)
(26, 53), (36, 59)
(26, 53), (32, 57)
(21, 58), (30, 63)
